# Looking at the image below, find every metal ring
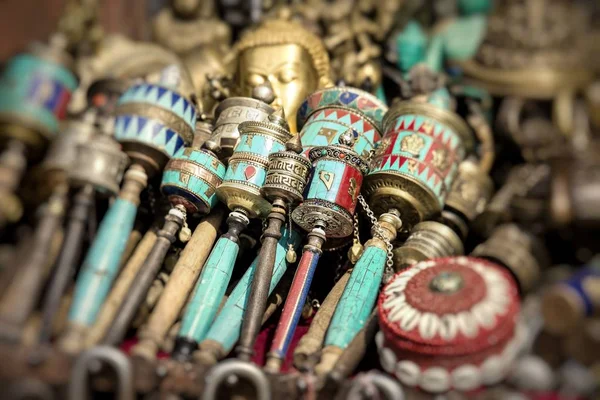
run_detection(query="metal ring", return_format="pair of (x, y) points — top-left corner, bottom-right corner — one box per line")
(202, 360), (271, 400)
(68, 346), (134, 400)
(346, 371), (405, 400)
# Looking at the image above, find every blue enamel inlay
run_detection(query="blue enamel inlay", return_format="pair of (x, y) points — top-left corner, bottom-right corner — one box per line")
(203, 228), (302, 353)
(68, 198), (138, 326)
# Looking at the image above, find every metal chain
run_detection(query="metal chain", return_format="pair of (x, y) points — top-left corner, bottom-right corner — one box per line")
(352, 213), (361, 245)
(357, 195), (395, 278)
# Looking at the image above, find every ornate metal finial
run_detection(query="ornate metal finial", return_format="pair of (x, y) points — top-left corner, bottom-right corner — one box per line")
(252, 83), (276, 105)
(338, 129), (357, 148)
(268, 108), (289, 130)
(285, 134), (303, 154)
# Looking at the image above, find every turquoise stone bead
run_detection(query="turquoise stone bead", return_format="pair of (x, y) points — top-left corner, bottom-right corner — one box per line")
(395, 21), (427, 73)
(442, 15), (488, 62)
(325, 245), (387, 349)
(177, 237), (240, 342)
(458, 0), (493, 15)
(426, 87), (453, 111)
(203, 228), (302, 353)
(425, 34), (444, 73)
(67, 198), (138, 326)
(0, 54), (76, 137)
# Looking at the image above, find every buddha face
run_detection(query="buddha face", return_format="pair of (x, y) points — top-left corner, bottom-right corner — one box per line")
(239, 44), (319, 133)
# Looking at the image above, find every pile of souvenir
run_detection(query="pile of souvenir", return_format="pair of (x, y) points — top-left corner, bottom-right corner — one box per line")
(0, 0), (599, 398)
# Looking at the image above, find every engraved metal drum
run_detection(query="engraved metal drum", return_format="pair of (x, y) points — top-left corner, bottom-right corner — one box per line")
(161, 148), (226, 215)
(297, 87), (386, 159)
(69, 134), (129, 196)
(261, 151), (311, 205)
(291, 143), (369, 238)
(216, 119), (291, 218)
(114, 82), (196, 175)
(212, 97), (274, 161)
(0, 45), (77, 150)
(363, 101), (474, 230)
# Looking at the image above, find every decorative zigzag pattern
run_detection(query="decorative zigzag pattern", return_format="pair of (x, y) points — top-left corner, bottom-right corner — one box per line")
(298, 87), (387, 132)
(118, 83), (196, 130)
(114, 115), (185, 157)
(307, 108), (378, 140)
(375, 155), (444, 197)
(392, 115), (460, 151)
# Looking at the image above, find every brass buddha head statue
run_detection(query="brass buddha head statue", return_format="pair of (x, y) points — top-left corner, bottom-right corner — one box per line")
(236, 19), (332, 133)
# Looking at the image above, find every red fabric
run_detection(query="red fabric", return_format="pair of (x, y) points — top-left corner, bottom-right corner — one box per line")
(252, 318), (312, 373)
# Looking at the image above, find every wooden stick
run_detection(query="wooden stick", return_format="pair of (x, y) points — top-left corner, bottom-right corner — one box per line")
(132, 208), (224, 361)
(293, 269), (351, 371)
(84, 228), (158, 347)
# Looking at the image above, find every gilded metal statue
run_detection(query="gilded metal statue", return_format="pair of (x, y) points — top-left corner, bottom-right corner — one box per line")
(235, 18), (332, 133)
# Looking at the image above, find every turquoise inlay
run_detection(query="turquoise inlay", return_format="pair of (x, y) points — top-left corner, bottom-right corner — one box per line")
(161, 148), (225, 209)
(301, 119), (376, 156)
(297, 87), (387, 133)
(395, 21), (427, 73)
(0, 54), (76, 135)
(233, 133), (286, 158)
(306, 159), (347, 204)
(161, 170), (219, 209)
(375, 85), (387, 105)
(425, 34), (444, 73)
(325, 245), (387, 349)
(185, 149), (227, 177)
(372, 153), (444, 204)
(2, 54), (77, 90)
(458, 0), (493, 16)
(178, 237), (240, 342)
(0, 98), (58, 136)
(203, 228), (302, 352)
(222, 160), (268, 190)
(442, 15), (488, 61)
(118, 83), (196, 131)
(68, 198), (138, 326)
(114, 115), (186, 157)
(392, 114), (461, 152)
(427, 87), (452, 111)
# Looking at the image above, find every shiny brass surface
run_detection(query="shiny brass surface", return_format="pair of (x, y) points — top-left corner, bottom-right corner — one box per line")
(210, 97), (274, 161)
(458, 0), (594, 99)
(152, 6), (231, 56)
(69, 133), (128, 197)
(236, 18), (332, 133)
(70, 36), (196, 115)
(261, 151), (311, 205)
(445, 160), (494, 224)
(393, 220), (464, 270)
(472, 223), (549, 294)
(216, 113), (292, 219)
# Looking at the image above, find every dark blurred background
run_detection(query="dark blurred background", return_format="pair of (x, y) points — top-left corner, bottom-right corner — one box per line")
(0, 0), (166, 61)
